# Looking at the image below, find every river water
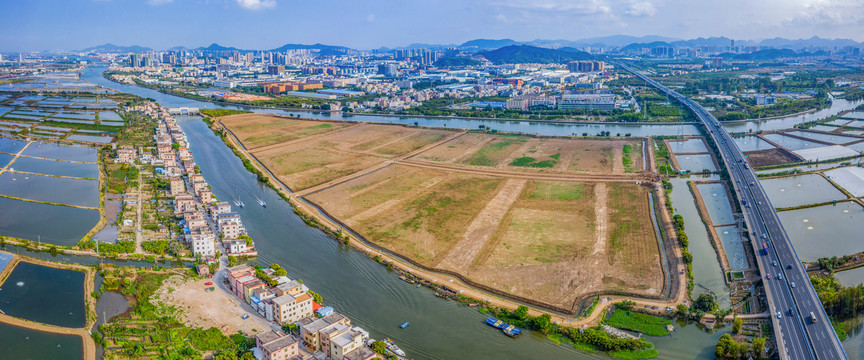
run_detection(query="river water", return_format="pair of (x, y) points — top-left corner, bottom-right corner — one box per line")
(75, 66), (820, 359)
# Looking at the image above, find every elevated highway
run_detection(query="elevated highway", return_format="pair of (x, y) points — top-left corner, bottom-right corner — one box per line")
(619, 63), (847, 360)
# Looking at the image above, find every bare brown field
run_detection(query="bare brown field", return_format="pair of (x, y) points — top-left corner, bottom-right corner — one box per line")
(251, 123), (451, 190)
(310, 168), (505, 264)
(743, 148), (800, 167)
(220, 114), (349, 149)
(464, 181), (661, 308)
(228, 117), (663, 309)
(411, 133), (645, 175)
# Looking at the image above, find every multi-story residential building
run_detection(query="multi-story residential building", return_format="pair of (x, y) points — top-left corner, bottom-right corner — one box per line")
(275, 280), (305, 297)
(210, 201), (232, 215)
(169, 177), (186, 195)
(226, 264), (256, 292)
(174, 195), (195, 214)
(243, 279), (267, 303)
(190, 233), (215, 257)
(271, 292), (314, 325)
(330, 329), (367, 360)
(299, 313), (351, 353)
(255, 331), (300, 360)
(218, 220), (245, 239)
(116, 146), (138, 164)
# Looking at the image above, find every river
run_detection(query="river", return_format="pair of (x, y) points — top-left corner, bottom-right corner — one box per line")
(75, 65), (787, 359)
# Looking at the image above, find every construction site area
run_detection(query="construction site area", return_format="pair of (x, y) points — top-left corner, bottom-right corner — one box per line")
(220, 113), (671, 312)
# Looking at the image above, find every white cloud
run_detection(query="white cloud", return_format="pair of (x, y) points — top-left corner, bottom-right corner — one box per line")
(625, 1), (656, 17)
(235, 0), (276, 10)
(494, 0), (611, 15)
(147, 0), (173, 5)
(367, 14), (376, 23)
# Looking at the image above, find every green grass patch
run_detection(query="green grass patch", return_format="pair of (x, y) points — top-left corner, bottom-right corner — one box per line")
(532, 182), (584, 199)
(605, 308), (672, 336)
(199, 109), (251, 118)
(510, 156), (557, 168)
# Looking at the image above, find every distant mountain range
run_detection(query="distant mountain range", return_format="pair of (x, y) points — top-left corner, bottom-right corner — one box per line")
(81, 43), (153, 53)
(79, 35), (862, 57)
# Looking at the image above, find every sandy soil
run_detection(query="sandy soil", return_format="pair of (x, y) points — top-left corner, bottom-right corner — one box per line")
(154, 275), (273, 336)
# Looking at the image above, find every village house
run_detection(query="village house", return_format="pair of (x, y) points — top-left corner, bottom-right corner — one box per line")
(254, 331), (301, 360)
(210, 201), (232, 215)
(299, 313), (351, 353)
(330, 329), (368, 360)
(174, 195), (196, 214)
(189, 233), (215, 257)
(218, 220), (245, 239)
(116, 146), (137, 164)
(225, 239), (248, 254)
(271, 292), (314, 325)
(169, 177), (186, 195)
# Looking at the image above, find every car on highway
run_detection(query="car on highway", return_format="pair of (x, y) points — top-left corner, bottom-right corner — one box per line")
(767, 274), (771, 279)
(791, 282), (795, 288)
(787, 264), (792, 269)
(778, 274), (783, 280)
(777, 312), (782, 319)
(772, 261), (777, 267)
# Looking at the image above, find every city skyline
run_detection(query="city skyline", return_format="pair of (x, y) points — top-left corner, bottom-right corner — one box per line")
(1, 0), (863, 52)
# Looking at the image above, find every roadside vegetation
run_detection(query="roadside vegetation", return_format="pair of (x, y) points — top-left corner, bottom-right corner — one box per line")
(604, 304), (672, 336)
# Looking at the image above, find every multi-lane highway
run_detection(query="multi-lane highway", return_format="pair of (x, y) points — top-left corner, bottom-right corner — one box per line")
(619, 63), (847, 359)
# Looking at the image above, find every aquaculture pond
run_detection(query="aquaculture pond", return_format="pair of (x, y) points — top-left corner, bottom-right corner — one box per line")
(0, 137), (28, 154)
(0, 196), (99, 246)
(759, 174), (847, 208)
(778, 202), (864, 261)
(0, 152), (14, 167)
(714, 225), (748, 271)
(762, 133), (825, 151)
(835, 267), (864, 288)
(0, 172), (99, 207)
(0, 321), (83, 360)
(733, 136), (775, 152)
(668, 138), (709, 153)
(786, 130), (862, 145)
(8, 156), (100, 179)
(669, 177), (730, 307)
(824, 166), (864, 197)
(695, 183), (736, 225)
(19, 142), (97, 163)
(0, 261), (86, 327)
(675, 154), (717, 172)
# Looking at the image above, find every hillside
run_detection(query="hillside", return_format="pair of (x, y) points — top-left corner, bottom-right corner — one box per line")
(479, 45), (593, 64)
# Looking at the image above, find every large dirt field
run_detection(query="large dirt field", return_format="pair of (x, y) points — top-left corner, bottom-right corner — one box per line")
(249, 122), (453, 190)
(743, 148), (801, 168)
(220, 114), (351, 149)
(228, 115), (663, 309)
(308, 167), (663, 308)
(411, 133), (644, 175)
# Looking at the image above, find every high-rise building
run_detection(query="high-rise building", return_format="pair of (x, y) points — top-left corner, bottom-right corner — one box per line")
(268, 65), (285, 75)
(567, 61), (605, 73)
(378, 63), (398, 77)
(129, 53), (139, 67)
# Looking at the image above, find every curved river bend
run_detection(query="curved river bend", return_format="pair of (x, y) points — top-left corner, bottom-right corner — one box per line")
(81, 66), (864, 359)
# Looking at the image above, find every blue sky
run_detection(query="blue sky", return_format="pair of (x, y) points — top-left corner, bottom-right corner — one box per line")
(1, 0), (862, 51)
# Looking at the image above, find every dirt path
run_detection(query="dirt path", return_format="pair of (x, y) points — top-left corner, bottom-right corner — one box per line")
(437, 179), (526, 272)
(555, 150), (574, 170)
(398, 159), (646, 183)
(352, 177), (443, 222)
(497, 139), (534, 168)
(296, 131), (465, 197)
(446, 136), (494, 164)
(612, 146), (625, 174)
(591, 183), (609, 255)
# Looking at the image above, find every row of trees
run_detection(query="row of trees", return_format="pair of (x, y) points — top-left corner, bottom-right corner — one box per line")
(811, 276), (864, 321)
(715, 333), (765, 359)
